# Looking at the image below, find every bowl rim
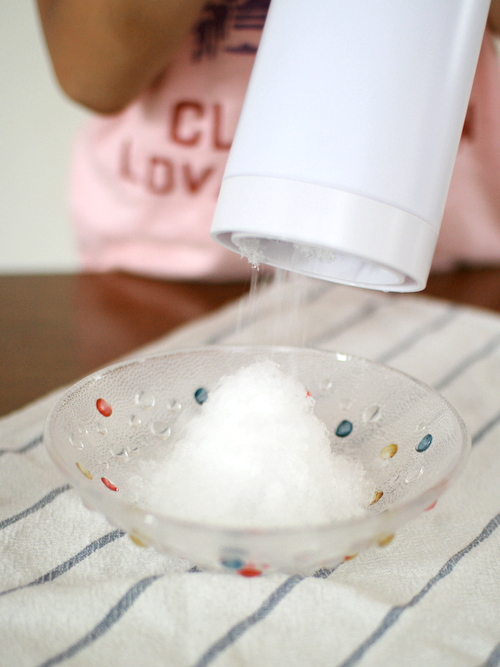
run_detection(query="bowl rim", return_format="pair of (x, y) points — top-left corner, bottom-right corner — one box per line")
(44, 344), (471, 536)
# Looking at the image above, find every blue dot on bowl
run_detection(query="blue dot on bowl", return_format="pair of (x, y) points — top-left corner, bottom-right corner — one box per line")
(336, 420), (353, 437)
(221, 557), (245, 570)
(194, 387), (209, 405)
(416, 434), (433, 452)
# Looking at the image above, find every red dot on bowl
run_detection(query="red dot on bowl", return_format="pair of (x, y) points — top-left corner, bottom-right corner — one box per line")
(96, 398), (112, 417)
(101, 477), (118, 492)
(424, 500), (437, 512)
(238, 566), (262, 578)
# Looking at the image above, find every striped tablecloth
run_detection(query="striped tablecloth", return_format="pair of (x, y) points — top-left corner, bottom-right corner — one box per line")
(1, 280), (499, 667)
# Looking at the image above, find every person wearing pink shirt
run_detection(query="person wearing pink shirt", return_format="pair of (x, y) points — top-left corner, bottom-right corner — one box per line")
(37, 1), (500, 281)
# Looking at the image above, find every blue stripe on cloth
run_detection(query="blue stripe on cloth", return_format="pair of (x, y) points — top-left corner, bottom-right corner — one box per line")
(36, 574), (163, 667)
(0, 484), (71, 531)
(192, 575), (304, 667)
(0, 433), (44, 457)
(192, 563), (341, 667)
(336, 511), (500, 667)
(376, 306), (458, 365)
(0, 529), (125, 598)
(305, 298), (381, 347)
(477, 641), (500, 667)
(313, 564), (341, 579)
(434, 331), (500, 391)
(472, 409), (500, 448)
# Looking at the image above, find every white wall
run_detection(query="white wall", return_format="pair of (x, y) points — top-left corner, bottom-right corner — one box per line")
(0, 2), (89, 273)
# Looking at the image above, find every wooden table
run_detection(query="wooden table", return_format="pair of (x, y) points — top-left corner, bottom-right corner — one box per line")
(1, 269), (499, 417)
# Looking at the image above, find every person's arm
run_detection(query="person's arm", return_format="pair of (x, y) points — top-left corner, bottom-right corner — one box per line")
(38, 0), (500, 115)
(489, 0), (500, 33)
(36, 0), (206, 114)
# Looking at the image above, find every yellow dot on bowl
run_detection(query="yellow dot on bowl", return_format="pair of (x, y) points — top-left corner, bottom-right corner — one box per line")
(129, 534), (147, 548)
(377, 532), (395, 548)
(370, 490), (384, 505)
(76, 462), (93, 480)
(380, 443), (398, 459)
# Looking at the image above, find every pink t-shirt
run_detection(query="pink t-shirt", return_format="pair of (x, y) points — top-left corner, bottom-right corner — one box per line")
(71, 12), (500, 280)
(71, 3), (266, 281)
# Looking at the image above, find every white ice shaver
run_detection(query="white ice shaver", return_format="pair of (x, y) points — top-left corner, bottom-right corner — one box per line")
(211, 0), (490, 291)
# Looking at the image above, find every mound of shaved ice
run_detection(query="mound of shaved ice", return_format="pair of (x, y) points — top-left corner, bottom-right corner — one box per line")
(138, 360), (374, 528)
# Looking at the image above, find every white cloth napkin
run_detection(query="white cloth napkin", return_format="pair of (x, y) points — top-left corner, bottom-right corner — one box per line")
(1, 281), (499, 667)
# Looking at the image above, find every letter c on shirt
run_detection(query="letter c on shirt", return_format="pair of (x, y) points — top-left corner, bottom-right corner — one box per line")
(171, 101), (204, 146)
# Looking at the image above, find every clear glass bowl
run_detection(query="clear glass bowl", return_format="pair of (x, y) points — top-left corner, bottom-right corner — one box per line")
(44, 346), (470, 576)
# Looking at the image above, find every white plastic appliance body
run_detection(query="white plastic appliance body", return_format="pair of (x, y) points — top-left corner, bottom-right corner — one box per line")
(211, 0), (490, 291)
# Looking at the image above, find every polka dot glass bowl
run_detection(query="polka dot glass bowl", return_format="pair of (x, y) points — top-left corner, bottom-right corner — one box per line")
(44, 346), (470, 576)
